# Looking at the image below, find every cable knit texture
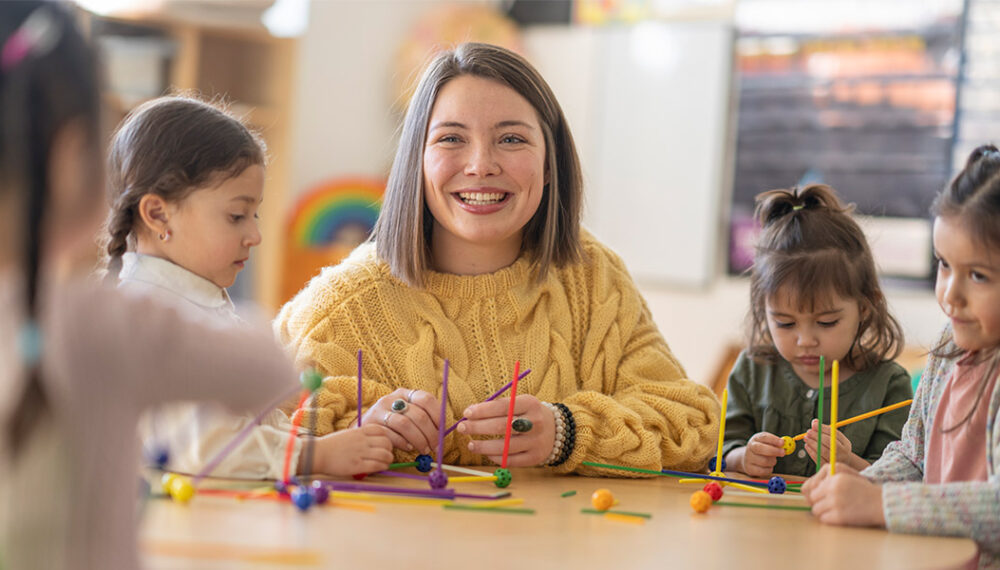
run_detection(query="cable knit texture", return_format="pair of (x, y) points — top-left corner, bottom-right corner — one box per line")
(276, 232), (720, 475)
(863, 326), (1000, 568)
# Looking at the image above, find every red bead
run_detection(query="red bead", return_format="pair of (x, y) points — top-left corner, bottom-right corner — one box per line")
(703, 481), (724, 501)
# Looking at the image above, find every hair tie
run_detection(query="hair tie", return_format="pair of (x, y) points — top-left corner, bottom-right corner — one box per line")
(18, 321), (43, 366)
(1, 6), (59, 72)
(792, 204), (804, 211)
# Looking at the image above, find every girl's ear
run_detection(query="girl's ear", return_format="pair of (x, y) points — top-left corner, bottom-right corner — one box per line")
(137, 193), (170, 236)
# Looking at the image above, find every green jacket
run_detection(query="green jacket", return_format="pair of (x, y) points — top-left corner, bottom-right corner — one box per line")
(723, 350), (913, 477)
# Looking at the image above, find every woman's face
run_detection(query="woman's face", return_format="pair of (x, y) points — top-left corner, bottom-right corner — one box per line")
(422, 75), (546, 267)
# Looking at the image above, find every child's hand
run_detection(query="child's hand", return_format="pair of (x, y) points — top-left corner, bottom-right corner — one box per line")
(803, 419), (854, 465)
(361, 389), (441, 454)
(307, 424), (394, 477)
(458, 395), (555, 467)
(730, 432), (785, 477)
(802, 463), (885, 527)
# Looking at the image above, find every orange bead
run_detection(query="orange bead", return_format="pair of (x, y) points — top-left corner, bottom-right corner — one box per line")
(591, 488), (614, 511)
(690, 490), (712, 513)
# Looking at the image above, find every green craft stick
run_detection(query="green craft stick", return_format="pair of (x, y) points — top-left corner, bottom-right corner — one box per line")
(581, 461), (664, 476)
(388, 462), (417, 469)
(715, 501), (811, 512)
(561, 490), (577, 497)
(817, 356), (824, 474)
(581, 508), (652, 519)
(443, 504), (535, 515)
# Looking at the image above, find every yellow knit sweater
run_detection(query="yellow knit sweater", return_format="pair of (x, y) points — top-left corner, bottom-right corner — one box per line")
(276, 232), (720, 475)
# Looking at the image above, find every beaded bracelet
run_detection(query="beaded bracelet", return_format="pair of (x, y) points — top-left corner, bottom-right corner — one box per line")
(549, 402), (576, 466)
(540, 401), (576, 467)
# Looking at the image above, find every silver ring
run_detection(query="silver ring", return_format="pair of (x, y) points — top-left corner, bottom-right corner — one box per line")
(391, 398), (409, 414)
(406, 389), (417, 403)
(383, 412), (392, 427)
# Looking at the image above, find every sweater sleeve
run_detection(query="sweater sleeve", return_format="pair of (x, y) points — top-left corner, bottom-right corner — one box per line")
(863, 352), (942, 484)
(721, 352), (757, 460)
(859, 365), (914, 464)
(881, 480), (1000, 554)
(564, 251), (720, 476)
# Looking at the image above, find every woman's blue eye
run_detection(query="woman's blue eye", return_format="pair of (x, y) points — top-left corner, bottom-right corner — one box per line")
(501, 135), (525, 144)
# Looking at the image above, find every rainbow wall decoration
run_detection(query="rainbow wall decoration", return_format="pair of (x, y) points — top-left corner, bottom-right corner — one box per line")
(281, 178), (385, 304)
(286, 178), (384, 248)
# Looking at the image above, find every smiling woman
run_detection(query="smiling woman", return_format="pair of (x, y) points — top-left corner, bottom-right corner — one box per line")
(276, 42), (721, 475)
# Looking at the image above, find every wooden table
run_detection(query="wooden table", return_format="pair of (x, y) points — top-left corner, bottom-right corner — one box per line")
(141, 469), (978, 569)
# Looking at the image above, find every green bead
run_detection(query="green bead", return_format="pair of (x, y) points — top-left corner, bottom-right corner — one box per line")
(493, 468), (512, 488)
(300, 369), (323, 392)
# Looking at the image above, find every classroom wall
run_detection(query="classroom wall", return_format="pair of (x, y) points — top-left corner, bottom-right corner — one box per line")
(286, 0), (947, 386)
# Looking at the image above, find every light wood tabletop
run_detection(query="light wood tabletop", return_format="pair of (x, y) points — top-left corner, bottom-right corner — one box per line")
(141, 468), (978, 569)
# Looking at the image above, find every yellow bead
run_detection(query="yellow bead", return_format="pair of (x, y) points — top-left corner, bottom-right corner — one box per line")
(161, 473), (177, 494)
(782, 436), (796, 456)
(591, 488), (614, 511)
(169, 476), (195, 504)
(690, 490), (712, 513)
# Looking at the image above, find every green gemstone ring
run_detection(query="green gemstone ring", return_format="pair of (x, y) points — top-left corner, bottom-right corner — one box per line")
(512, 418), (533, 433)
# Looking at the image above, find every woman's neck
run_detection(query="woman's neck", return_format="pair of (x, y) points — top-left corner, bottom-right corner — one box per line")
(429, 225), (522, 276)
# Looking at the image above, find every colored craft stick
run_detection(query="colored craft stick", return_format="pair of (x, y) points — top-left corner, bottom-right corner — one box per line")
(431, 462), (493, 477)
(581, 508), (653, 519)
(677, 478), (769, 494)
(320, 480), (457, 499)
(791, 399), (913, 441)
(723, 481), (769, 494)
(388, 462), (417, 469)
(357, 349), (363, 427)
(713, 388), (728, 475)
(452, 490), (512, 500)
(604, 512), (646, 524)
(444, 369), (532, 436)
(375, 470), (427, 480)
(443, 504), (535, 515)
(714, 501), (812, 512)
(436, 360), (449, 476)
(501, 360), (521, 469)
(817, 355), (824, 473)
(328, 491), (450, 506)
(327, 500), (377, 513)
(282, 390), (311, 483)
(448, 476), (497, 483)
(192, 385), (301, 484)
(457, 498), (525, 509)
(561, 490), (577, 498)
(830, 360), (839, 474)
(583, 461), (769, 488)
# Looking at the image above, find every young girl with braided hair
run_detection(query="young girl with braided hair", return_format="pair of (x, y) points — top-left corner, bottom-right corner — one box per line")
(100, 95), (392, 480)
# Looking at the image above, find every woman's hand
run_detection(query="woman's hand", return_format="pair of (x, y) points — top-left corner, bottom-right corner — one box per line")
(802, 463), (886, 527)
(727, 432), (785, 477)
(304, 424), (394, 477)
(458, 395), (555, 467)
(361, 388), (440, 454)
(803, 419), (869, 470)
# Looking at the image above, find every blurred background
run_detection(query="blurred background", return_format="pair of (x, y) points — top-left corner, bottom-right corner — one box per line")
(74, 0), (998, 390)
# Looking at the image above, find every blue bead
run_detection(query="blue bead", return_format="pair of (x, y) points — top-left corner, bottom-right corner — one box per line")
(291, 487), (314, 511)
(415, 454), (433, 472)
(274, 480), (289, 494)
(768, 476), (786, 494)
(708, 457), (727, 472)
(146, 446), (169, 469)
